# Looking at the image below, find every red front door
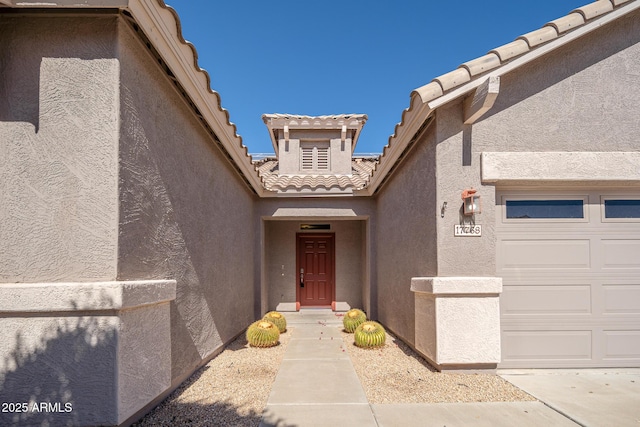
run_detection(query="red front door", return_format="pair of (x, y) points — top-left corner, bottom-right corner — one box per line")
(297, 233), (335, 308)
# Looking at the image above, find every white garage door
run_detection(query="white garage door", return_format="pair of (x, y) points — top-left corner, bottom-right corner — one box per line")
(497, 189), (640, 368)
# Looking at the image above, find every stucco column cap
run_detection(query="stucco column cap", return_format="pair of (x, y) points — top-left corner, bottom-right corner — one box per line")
(410, 277), (502, 295)
(0, 280), (177, 313)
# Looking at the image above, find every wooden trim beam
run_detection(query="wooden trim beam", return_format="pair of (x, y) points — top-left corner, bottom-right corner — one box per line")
(463, 76), (500, 125)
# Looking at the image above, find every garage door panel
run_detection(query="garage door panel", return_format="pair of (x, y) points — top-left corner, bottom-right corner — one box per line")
(603, 330), (640, 360)
(502, 330), (592, 361)
(603, 284), (640, 314)
(601, 240), (640, 268)
(497, 189), (640, 368)
(500, 239), (591, 269)
(502, 285), (591, 315)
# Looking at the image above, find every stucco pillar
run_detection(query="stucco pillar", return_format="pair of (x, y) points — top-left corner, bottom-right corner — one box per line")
(0, 280), (176, 426)
(411, 277), (502, 371)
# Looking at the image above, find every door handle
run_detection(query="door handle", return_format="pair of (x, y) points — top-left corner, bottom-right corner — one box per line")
(300, 268), (304, 287)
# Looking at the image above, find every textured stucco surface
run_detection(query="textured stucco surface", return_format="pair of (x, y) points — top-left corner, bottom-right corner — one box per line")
(474, 9), (640, 155)
(0, 280), (176, 312)
(375, 126), (438, 345)
(436, 296), (501, 364)
(265, 221), (297, 309)
(115, 21), (256, 383)
(0, 15), (120, 282)
(263, 220), (365, 311)
(415, 293), (437, 363)
(1, 5), (638, 424)
(335, 221), (365, 307)
(412, 277), (502, 366)
(257, 198), (376, 314)
(0, 302), (174, 426)
(373, 10), (640, 361)
(0, 316), (119, 426)
(0, 279), (175, 425)
(118, 303), (172, 423)
(411, 277), (502, 295)
(432, 9), (640, 277)
(482, 151), (640, 183)
(434, 103), (497, 278)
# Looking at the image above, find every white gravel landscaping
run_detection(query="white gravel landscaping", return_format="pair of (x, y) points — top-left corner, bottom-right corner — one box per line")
(341, 329), (535, 404)
(134, 330), (291, 427)
(135, 320), (533, 426)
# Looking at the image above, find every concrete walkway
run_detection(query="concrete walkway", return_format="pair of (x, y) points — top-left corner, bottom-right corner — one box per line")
(500, 369), (640, 427)
(260, 309), (376, 426)
(259, 309), (578, 427)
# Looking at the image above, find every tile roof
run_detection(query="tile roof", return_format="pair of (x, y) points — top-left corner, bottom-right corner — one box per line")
(411, 0), (627, 105)
(367, 0), (639, 195)
(262, 114), (368, 122)
(262, 113), (368, 154)
(149, 0), (264, 193)
(254, 157), (378, 194)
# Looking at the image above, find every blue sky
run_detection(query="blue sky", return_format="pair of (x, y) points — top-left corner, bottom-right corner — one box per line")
(169, 1), (588, 154)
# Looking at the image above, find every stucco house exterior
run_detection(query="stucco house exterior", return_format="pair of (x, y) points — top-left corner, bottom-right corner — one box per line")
(1, 0), (639, 425)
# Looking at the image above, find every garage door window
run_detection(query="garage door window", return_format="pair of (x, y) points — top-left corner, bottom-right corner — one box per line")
(603, 199), (640, 220)
(505, 199), (584, 219)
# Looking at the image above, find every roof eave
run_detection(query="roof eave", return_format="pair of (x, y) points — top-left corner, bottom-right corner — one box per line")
(366, 0), (640, 196)
(427, 1), (639, 112)
(2, 0), (266, 195)
(364, 95), (433, 195)
(128, 0), (265, 194)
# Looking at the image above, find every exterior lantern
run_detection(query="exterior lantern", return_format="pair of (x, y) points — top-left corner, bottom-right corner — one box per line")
(462, 189), (481, 215)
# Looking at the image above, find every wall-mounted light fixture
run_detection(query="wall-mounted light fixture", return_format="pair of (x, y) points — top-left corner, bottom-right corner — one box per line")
(441, 202), (448, 218)
(462, 189), (481, 215)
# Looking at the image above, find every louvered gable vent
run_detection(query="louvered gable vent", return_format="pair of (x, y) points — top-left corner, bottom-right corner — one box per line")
(300, 143), (330, 172)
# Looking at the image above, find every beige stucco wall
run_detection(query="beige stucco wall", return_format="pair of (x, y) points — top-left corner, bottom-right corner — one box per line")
(115, 21), (256, 384)
(1, 12), (257, 425)
(476, 9), (640, 155)
(257, 198), (375, 314)
(375, 128), (438, 346)
(0, 15), (120, 283)
(0, 280), (175, 426)
(263, 220), (366, 311)
(0, 14), (124, 425)
(374, 8), (640, 360)
(434, 102), (497, 277)
(434, 8), (640, 278)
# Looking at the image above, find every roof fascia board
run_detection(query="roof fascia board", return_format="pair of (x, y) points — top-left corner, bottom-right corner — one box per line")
(427, 1), (640, 111)
(127, 0), (265, 195)
(266, 121), (278, 154)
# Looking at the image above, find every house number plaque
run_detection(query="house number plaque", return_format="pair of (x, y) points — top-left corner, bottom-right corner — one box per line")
(454, 224), (482, 237)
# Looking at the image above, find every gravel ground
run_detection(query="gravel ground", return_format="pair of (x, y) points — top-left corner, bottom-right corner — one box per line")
(135, 319), (532, 426)
(134, 329), (291, 427)
(342, 328), (535, 404)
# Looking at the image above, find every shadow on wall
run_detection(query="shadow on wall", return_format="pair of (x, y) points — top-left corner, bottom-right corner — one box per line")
(0, 14), (123, 131)
(0, 317), (118, 426)
(0, 38), (40, 129)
